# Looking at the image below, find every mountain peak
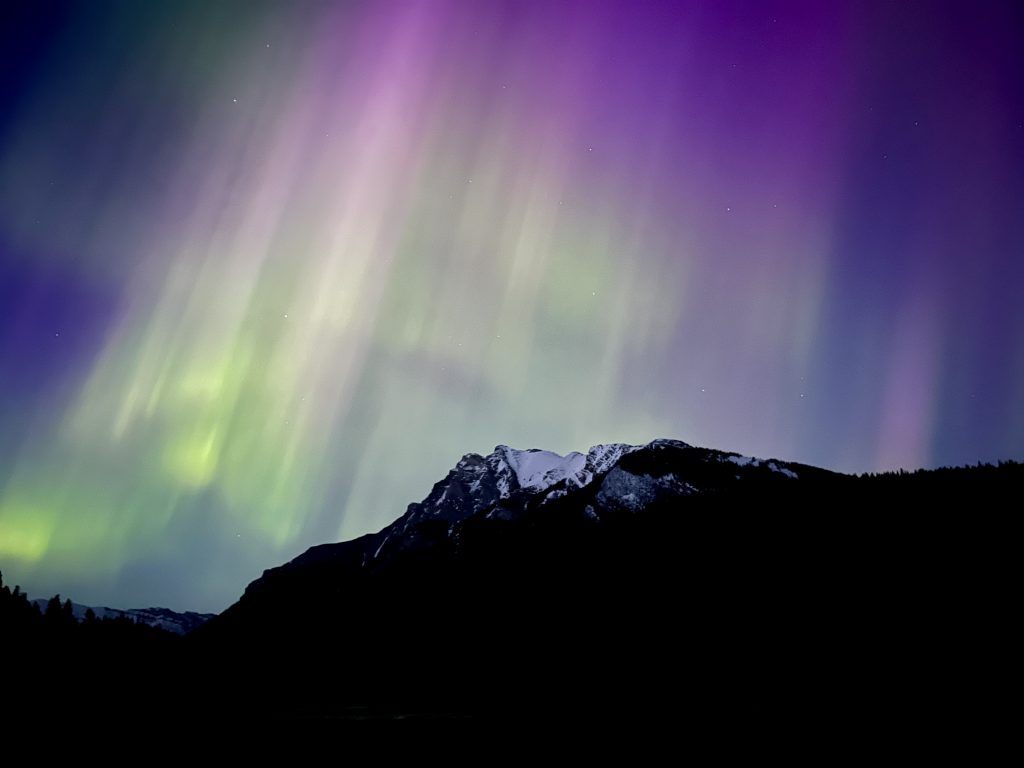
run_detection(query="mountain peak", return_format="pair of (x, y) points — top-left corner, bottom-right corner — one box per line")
(413, 440), (696, 525)
(245, 437), (805, 596)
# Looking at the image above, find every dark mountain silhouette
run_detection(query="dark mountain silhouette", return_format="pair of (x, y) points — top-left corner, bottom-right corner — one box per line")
(1, 438), (1017, 730)
(192, 439), (1016, 727)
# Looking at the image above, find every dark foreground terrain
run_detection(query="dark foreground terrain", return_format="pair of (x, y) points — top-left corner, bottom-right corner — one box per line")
(1, 441), (1017, 731)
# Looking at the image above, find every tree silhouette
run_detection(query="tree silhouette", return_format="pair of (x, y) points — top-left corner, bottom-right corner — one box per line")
(45, 594), (63, 620)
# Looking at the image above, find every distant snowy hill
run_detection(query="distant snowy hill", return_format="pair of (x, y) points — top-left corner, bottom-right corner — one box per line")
(31, 598), (215, 635)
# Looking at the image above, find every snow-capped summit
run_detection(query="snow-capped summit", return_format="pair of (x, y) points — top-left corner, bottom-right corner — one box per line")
(490, 446), (587, 492)
(370, 441), (677, 559)
(485, 443), (640, 496)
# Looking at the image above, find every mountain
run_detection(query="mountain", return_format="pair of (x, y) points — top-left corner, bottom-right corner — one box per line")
(195, 439), (1017, 725)
(240, 438), (818, 594)
(30, 598), (215, 635)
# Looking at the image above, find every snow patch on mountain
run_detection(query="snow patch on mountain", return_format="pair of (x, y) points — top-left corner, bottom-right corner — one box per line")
(768, 461), (798, 479)
(491, 446), (587, 492)
(595, 466), (698, 512)
(488, 442), (642, 497)
(727, 454), (758, 468)
(724, 453), (799, 479)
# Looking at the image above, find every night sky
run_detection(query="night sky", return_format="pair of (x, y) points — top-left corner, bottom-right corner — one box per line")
(1, 1), (1022, 612)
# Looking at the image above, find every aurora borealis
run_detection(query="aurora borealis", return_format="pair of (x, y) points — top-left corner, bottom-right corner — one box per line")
(1, 1), (1022, 612)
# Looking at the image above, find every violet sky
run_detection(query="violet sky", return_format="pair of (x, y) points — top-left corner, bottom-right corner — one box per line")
(1, 1), (1022, 611)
